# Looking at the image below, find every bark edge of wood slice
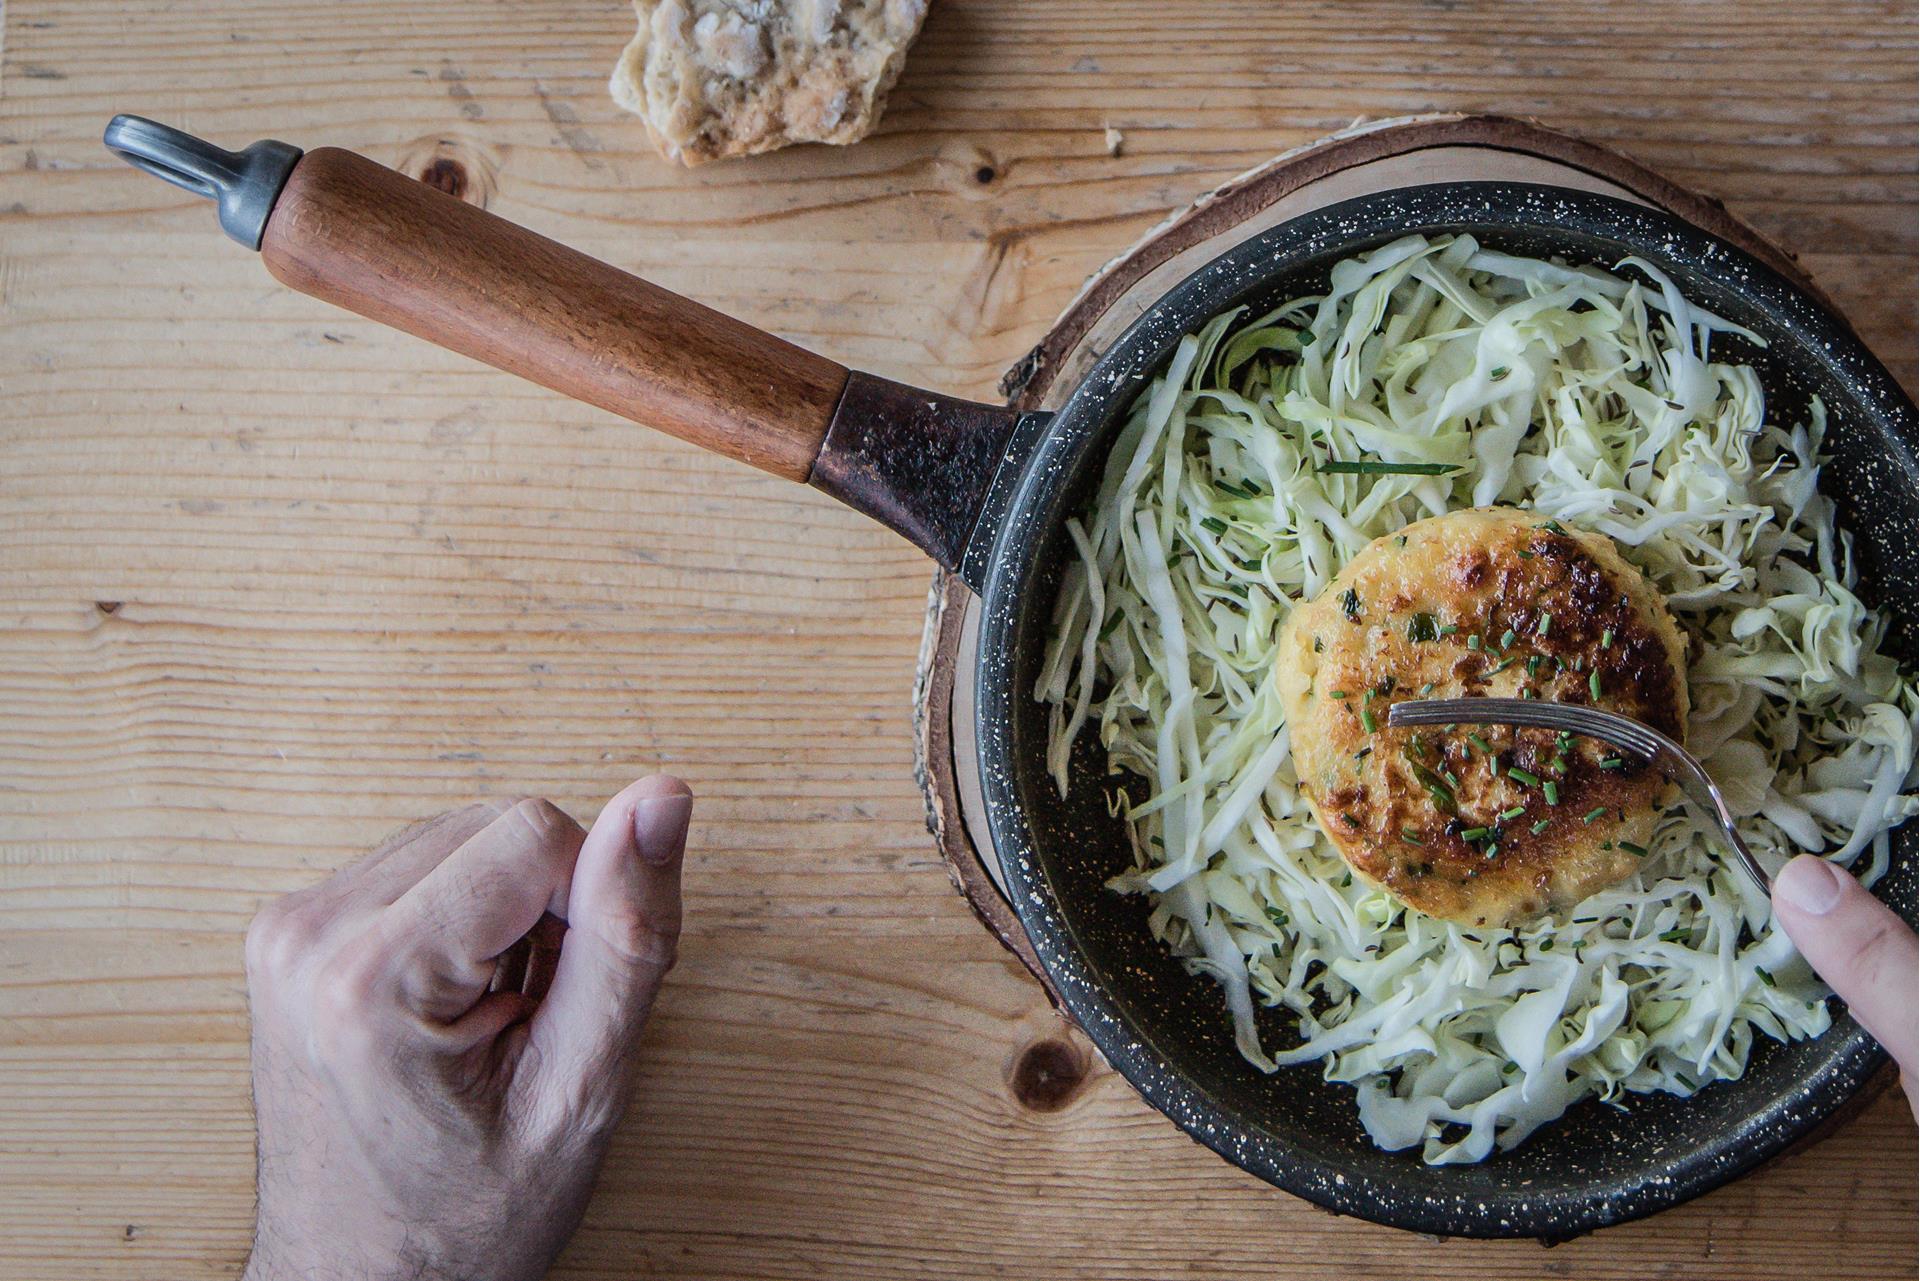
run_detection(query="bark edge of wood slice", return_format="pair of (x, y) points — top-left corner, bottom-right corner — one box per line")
(911, 114), (1894, 1140)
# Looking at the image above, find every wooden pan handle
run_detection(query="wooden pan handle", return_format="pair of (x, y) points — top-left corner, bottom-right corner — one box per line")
(259, 147), (849, 481)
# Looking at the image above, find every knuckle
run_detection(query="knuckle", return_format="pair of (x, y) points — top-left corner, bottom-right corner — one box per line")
(595, 904), (681, 971)
(500, 797), (583, 859)
(245, 894), (317, 979)
(1842, 913), (1906, 987)
(508, 796), (571, 837)
(308, 946), (383, 1059)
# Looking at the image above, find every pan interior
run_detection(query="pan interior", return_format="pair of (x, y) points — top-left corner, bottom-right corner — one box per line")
(976, 184), (1916, 1236)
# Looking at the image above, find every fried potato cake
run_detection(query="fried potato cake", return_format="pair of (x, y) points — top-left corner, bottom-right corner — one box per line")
(1274, 507), (1689, 928)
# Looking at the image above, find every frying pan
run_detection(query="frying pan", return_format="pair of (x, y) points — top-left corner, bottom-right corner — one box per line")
(104, 115), (1917, 1238)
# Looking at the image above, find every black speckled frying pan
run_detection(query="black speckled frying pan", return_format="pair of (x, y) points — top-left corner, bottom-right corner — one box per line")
(108, 116), (1916, 1238)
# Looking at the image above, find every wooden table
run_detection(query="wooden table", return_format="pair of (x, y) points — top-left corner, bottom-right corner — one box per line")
(2, 2), (1914, 1277)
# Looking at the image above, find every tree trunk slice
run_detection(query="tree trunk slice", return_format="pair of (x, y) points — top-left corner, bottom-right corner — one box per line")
(915, 111), (1855, 1011)
(914, 109), (1897, 1166)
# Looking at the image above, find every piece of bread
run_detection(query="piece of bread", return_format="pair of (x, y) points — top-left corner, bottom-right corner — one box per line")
(610, 0), (928, 166)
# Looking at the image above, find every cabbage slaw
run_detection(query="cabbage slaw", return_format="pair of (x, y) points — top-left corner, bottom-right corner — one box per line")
(1035, 233), (1918, 1163)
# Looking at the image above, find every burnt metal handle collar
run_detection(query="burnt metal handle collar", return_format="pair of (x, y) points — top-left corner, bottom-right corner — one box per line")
(103, 115), (301, 249)
(809, 373), (1048, 591)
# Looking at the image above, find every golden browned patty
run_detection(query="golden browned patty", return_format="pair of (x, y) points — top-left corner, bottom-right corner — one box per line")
(1274, 507), (1689, 929)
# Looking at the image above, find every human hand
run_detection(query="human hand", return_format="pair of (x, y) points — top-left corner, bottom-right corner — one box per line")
(241, 776), (693, 1281)
(1774, 853), (1917, 1117)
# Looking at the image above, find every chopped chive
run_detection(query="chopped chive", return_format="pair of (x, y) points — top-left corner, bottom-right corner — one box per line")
(1297, 329), (1316, 346)
(1531, 818), (1553, 835)
(1601, 627), (1614, 649)
(1199, 516), (1229, 535)
(1360, 708), (1378, 733)
(1527, 655), (1543, 677)
(1620, 841), (1651, 857)
(1539, 937), (1555, 951)
(1318, 459), (1462, 476)
(1756, 967), (1777, 988)
(1438, 624), (1459, 636)
(1601, 840), (1614, 849)
(1582, 806), (1609, 823)
(1589, 670), (1603, 701)
(1500, 628), (1517, 650)
(1419, 681), (1435, 696)
(1552, 753), (1568, 773)
(1396, 534), (1408, 548)
(1460, 827), (1492, 841)
(1330, 690), (1349, 699)
(1467, 732), (1492, 754)
(1444, 770), (1461, 788)
(1467, 634), (1483, 651)
(1410, 760), (1449, 793)
(1340, 587), (1362, 620)
(1354, 746), (1372, 760)
(1484, 842), (1500, 859)
(1313, 636), (1324, 653)
(1499, 805), (1526, 822)
(1502, 1060), (1519, 1075)
(1544, 780), (1560, 806)
(1537, 613), (1552, 637)
(1517, 548), (1534, 559)
(1508, 767), (1542, 788)
(1489, 655), (1518, 674)
(1401, 828), (1426, 846)
(1407, 611), (1439, 642)
(1520, 687), (1536, 699)
(1573, 654), (1585, 672)
(1491, 365), (1510, 379)
(1599, 756), (1625, 770)
(1149, 836), (1164, 847)
(1341, 871), (1352, 888)
(1676, 1072), (1698, 1091)
(1265, 905), (1289, 928)
(1658, 926), (1690, 942)
(1540, 519), (1568, 535)
(1428, 786), (1453, 811)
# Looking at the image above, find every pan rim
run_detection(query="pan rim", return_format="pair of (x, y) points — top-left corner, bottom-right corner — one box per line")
(973, 180), (1916, 1239)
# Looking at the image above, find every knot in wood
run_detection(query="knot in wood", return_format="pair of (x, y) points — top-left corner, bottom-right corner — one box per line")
(1009, 1037), (1087, 1112)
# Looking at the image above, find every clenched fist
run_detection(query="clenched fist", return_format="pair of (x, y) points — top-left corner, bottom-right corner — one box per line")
(240, 776), (692, 1281)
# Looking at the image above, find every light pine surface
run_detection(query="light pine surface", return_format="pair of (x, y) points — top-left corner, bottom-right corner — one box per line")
(1, 2), (1915, 1277)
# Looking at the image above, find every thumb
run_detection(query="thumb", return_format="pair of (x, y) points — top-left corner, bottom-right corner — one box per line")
(1774, 854), (1918, 1099)
(522, 775), (690, 1127)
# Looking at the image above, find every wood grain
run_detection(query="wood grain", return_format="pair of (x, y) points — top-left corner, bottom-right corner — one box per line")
(0, 1), (1913, 1278)
(263, 146), (850, 481)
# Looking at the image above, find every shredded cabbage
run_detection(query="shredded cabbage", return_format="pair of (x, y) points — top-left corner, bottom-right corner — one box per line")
(1035, 233), (1918, 1164)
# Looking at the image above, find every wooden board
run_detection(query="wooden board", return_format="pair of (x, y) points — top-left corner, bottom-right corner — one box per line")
(0, 2), (1914, 1278)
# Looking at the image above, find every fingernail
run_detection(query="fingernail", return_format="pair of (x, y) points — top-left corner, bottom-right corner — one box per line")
(1776, 854), (1845, 915)
(633, 792), (692, 867)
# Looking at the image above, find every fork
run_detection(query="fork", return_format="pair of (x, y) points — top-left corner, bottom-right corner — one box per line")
(1386, 697), (1771, 896)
